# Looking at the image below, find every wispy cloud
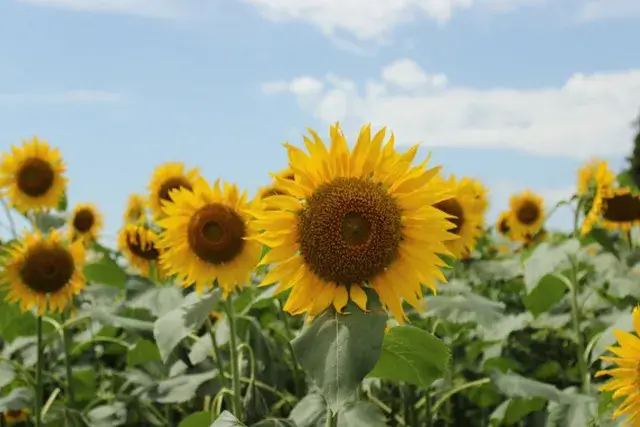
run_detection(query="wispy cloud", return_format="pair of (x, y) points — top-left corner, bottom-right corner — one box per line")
(16, 0), (192, 18)
(0, 90), (126, 106)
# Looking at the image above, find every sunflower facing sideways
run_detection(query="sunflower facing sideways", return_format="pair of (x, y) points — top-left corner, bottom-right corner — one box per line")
(124, 193), (148, 224)
(251, 123), (458, 323)
(582, 187), (640, 234)
(430, 174), (485, 259)
(508, 190), (545, 242)
(496, 211), (512, 237)
(148, 162), (200, 219)
(156, 178), (262, 296)
(257, 168), (295, 201)
(69, 203), (103, 243)
(1, 229), (85, 315)
(0, 136), (67, 213)
(595, 305), (640, 425)
(118, 224), (165, 279)
(577, 158), (616, 197)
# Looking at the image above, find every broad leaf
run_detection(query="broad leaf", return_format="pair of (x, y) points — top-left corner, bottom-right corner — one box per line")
(84, 255), (128, 288)
(524, 239), (580, 291)
(179, 411), (214, 427)
(523, 274), (568, 316)
(211, 411), (247, 427)
(0, 387), (32, 411)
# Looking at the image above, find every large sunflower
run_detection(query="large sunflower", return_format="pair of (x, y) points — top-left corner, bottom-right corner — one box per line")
(582, 187), (640, 234)
(251, 123), (457, 323)
(69, 203), (103, 243)
(118, 224), (165, 279)
(1, 230), (85, 315)
(156, 177), (262, 296)
(508, 190), (545, 242)
(124, 193), (148, 224)
(148, 162), (200, 219)
(431, 175), (484, 258)
(595, 305), (640, 425)
(0, 136), (67, 213)
(577, 158), (616, 196)
(496, 211), (511, 237)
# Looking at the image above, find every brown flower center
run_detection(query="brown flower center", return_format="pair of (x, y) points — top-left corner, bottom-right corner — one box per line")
(17, 157), (55, 197)
(158, 177), (193, 203)
(498, 218), (510, 234)
(73, 209), (95, 233)
(603, 193), (640, 223)
(19, 243), (75, 294)
(187, 204), (246, 264)
(127, 231), (160, 261)
(433, 198), (464, 234)
(298, 177), (402, 285)
(517, 201), (540, 225)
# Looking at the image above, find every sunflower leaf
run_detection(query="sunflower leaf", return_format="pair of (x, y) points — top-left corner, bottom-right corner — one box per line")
(291, 291), (387, 413)
(368, 325), (451, 388)
(178, 411), (214, 427)
(210, 411), (247, 426)
(84, 254), (128, 288)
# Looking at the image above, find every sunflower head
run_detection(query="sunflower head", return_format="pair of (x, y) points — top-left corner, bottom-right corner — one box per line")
(252, 123), (457, 323)
(118, 224), (166, 280)
(148, 162), (200, 219)
(69, 203), (103, 243)
(1, 229), (85, 315)
(577, 158), (616, 197)
(0, 137), (67, 213)
(508, 190), (545, 241)
(257, 168), (295, 202)
(124, 193), (148, 224)
(3, 409), (29, 423)
(156, 177), (262, 296)
(431, 174), (484, 258)
(595, 305), (640, 424)
(496, 211), (511, 236)
(592, 188), (640, 232)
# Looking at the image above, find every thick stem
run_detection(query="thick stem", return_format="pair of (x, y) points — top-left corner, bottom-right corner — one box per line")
(62, 312), (75, 407)
(568, 262), (590, 393)
(35, 316), (44, 427)
(325, 408), (337, 427)
(223, 298), (243, 422)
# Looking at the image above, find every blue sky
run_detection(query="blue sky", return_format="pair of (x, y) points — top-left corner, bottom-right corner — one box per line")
(1, 0), (639, 245)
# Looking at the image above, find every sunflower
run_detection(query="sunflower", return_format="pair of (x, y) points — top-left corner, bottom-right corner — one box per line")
(468, 178), (489, 216)
(0, 136), (67, 213)
(430, 175), (484, 258)
(1, 229), (85, 315)
(3, 409), (28, 424)
(508, 190), (545, 242)
(118, 224), (165, 279)
(69, 203), (103, 243)
(124, 193), (148, 223)
(583, 188), (640, 234)
(496, 211), (511, 236)
(595, 305), (640, 425)
(148, 162), (200, 219)
(257, 168), (295, 201)
(251, 123), (457, 323)
(577, 158), (616, 196)
(522, 229), (548, 248)
(156, 177), (262, 296)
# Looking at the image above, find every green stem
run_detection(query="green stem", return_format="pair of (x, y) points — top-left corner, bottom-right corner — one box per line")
(205, 317), (227, 382)
(325, 408), (337, 427)
(62, 311), (75, 407)
(223, 298), (243, 422)
(567, 261), (590, 393)
(35, 316), (44, 427)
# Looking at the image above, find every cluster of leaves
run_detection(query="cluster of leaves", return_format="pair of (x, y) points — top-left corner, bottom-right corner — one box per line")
(1, 208), (639, 426)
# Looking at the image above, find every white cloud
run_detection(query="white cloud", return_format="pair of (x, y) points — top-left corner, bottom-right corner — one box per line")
(382, 59), (448, 90)
(578, 0), (640, 22)
(0, 90), (125, 105)
(262, 58), (640, 159)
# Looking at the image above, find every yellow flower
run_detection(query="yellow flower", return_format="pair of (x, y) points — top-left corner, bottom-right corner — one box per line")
(1, 230), (85, 315)
(496, 211), (511, 236)
(508, 190), (545, 242)
(251, 123), (457, 323)
(69, 203), (103, 243)
(124, 193), (148, 223)
(156, 178), (262, 296)
(583, 188), (640, 234)
(257, 168), (295, 201)
(468, 178), (489, 216)
(118, 224), (165, 279)
(148, 162), (200, 219)
(595, 305), (640, 426)
(577, 158), (616, 196)
(431, 174), (484, 258)
(0, 136), (67, 213)
(3, 409), (29, 424)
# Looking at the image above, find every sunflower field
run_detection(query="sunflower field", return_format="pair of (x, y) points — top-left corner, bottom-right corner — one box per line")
(1, 124), (640, 427)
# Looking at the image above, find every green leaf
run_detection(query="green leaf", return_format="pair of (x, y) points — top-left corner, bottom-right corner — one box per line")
(57, 192), (68, 211)
(85, 307), (154, 332)
(153, 289), (222, 363)
(490, 398), (546, 426)
(127, 339), (162, 367)
(523, 239), (580, 291)
(523, 274), (568, 317)
(179, 411), (214, 427)
(0, 361), (15, 388)
(368, 325), (450, 388)
(288, 394), (325, 427)
(153, 371), (216, 404)
(251, 419), (297, 427)
(589, 310), (634, 364)
(72, 367), (97, 402)
(0, 387), (32, 411)
(588, 228), (619, 257)
(211, 411), (247, 427)
(84, 255), (128, 288)
(338, 401), (387, 427)
(127, 285), (184, 317)
(32, 211), (66, 232)
(87, 403), (127, 427)
(0, 295), (36, 342)
(291, 291), (387, 413)
(422, 293), (505, 327)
